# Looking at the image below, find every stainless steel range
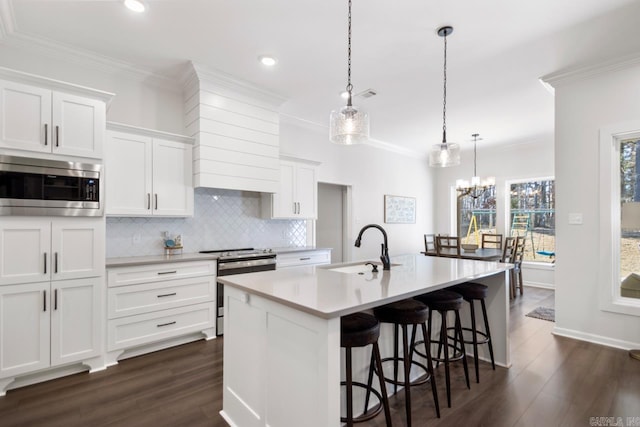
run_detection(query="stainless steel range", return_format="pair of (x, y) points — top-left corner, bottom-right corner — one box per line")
(199, 248), (276, 336)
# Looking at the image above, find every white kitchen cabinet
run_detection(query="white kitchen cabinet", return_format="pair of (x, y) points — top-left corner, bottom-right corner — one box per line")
(0, 79), (107, 159)
(262, 157), (319, 219)
(0, 217), (104, 286)
(105, 123), (194, 217)
(276, 249), (332, 268)
(0, 277), (101, 381)
(106, 260), (216, 365)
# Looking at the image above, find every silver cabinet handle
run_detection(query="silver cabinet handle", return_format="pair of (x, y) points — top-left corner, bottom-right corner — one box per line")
(147, 193), (151, 210)
(54, 289), (58, 310)
(157, 321), (176, 328)
(300, 257), (311, 261)
(54, 252), (58, 274)
(155, 194), (158, 210)
(157, 293), (177, 298)
(44, 123), (48, 146)
(43, 290), (47, 312)
(55, 125), (59, 147)
(157, 270), (177, 275)
(44, 253), (47, 274)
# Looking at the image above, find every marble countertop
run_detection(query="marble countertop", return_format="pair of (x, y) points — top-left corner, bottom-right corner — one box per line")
(106, 252), (218, 268)
(218, 253), (512, 319)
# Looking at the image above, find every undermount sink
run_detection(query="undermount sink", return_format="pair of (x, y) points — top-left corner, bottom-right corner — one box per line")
(321, 261), (401, 274)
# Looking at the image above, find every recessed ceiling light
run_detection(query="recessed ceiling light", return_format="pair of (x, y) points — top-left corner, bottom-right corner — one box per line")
(259, 55), (278, 67)
(340, 91), (349, 99)
(124, 0), (146, 13)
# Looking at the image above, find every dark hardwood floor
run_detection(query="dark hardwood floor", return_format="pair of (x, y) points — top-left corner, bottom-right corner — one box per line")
(1, 287), (638, 426)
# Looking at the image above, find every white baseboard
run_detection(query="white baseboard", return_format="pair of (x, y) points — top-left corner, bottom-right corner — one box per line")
(552, 326), (640, 351)
(524, 282), (555, 290)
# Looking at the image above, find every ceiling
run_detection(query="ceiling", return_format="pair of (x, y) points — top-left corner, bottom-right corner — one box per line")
(4, 0), (640, 155)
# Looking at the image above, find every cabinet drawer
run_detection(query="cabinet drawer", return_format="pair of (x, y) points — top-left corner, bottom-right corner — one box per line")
(276, 250), (331, 268)
(107, 303), (214, 351)
(107, 261), (215, 287)
(107, 276), (215, 319)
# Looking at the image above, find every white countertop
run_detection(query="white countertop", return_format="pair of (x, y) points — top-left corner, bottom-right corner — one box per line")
(106, 252), (218, 268)
(218, 253), (512, 319)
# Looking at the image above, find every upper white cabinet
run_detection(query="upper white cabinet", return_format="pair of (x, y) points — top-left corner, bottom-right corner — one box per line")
(0, 217), (105, 286)
(262, 157), (319, 220)
(105, 123), (194, 217)
(0, 69), (112, 160)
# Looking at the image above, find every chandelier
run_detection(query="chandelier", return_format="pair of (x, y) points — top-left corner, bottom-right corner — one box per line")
(429, 26), (460, 167)
(329, 0), (369, 145)
(456, 133), (495, 198)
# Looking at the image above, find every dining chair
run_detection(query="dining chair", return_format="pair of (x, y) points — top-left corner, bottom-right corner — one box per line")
(501, 237), (517, 298)
(436, 235), (461, 258)
(424, 234), (437, 255)
(511, 236), (526, 297)
(481, 233), (503, 249)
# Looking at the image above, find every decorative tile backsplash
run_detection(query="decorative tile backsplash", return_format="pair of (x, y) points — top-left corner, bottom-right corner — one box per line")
(106, 188), (308, 258)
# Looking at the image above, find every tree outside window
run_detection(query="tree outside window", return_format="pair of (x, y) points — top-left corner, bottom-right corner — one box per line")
(458, 187), (497, 245)
(508, 180), (555, 263)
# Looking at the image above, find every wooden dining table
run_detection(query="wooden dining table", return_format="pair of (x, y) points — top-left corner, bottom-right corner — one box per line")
(422, 247), (503, 261)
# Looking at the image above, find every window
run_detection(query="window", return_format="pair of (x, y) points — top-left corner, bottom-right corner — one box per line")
(508, 179), (555, 264)
(599, 122), (640, 316)
(458, 187), (497, 245)
(620, 137), (640, 300)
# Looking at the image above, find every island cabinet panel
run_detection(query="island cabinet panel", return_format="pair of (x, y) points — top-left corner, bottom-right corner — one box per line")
(222, 285), (340, 427)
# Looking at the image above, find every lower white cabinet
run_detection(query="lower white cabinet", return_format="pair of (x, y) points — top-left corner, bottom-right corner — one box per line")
(276, 249), (332, 268)
(0, 277), (101, 380)
(106, 260), (216, 363)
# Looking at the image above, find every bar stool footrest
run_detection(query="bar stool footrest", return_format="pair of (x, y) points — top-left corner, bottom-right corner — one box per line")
(446, 326), (491, 346)
(340, 381), (385, 423)
(375, 356), (433, 386)
(413, 339), (466, 363)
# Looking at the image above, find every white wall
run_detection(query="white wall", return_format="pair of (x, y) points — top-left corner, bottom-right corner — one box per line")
(550, 61), (640, 350)
(280, 120), (434, 262)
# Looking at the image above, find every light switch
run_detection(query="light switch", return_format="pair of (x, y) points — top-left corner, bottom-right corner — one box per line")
(568, 213), (583, 225)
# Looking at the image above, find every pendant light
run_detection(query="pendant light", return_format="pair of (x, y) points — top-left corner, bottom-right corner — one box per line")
(329, 0), (369, 145)
(429, 26), (461, 167)
(456, 133), (496, 198)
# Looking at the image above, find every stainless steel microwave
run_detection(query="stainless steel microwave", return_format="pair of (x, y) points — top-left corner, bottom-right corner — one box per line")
(0, 155), (102, 216)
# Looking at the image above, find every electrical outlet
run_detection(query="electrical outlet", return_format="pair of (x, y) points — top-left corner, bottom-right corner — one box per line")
(132, 233), (141, 244)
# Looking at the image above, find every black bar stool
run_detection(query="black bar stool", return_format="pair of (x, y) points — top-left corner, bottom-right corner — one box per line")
(450, 282), (495, 383)
(414, 289), (470, 408)
(341, 312), (392, 426)
(368, 299), (440, 426)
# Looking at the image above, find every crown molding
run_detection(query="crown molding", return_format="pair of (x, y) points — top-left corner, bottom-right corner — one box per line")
(279, 113), (426, 159)
(0, 29), (183, 93)
(106, 121), (194, 144)
(541, 52), (640, 87)
(184, 61), (288, 107)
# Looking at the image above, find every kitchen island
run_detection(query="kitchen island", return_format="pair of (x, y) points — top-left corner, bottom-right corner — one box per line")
(218, 253), (512, 427)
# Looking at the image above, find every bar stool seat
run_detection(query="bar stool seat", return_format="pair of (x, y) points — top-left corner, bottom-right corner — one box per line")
(449, 282), (496, 383)
(370, 299), (440, 426)
(414, 289), (470, 408)
(341, 312), (392, 426)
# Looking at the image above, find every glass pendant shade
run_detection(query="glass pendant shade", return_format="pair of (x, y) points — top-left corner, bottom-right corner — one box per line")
(329, 105), (370, 145)
(429, 142), (461, 167)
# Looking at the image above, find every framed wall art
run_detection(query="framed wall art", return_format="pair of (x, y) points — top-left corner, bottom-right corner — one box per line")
(384, 195), (416, 224)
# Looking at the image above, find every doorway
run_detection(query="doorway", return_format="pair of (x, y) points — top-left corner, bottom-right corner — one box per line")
(316, 183), (351, 264)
